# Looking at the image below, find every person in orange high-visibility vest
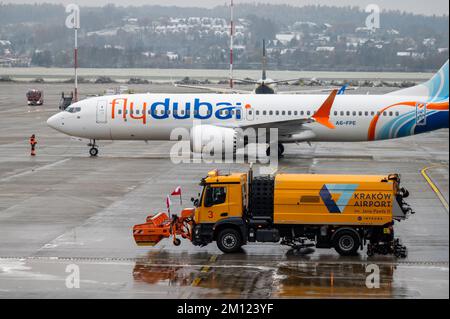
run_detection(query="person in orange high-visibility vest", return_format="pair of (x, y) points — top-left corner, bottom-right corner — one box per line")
(29, 134), (37, 156)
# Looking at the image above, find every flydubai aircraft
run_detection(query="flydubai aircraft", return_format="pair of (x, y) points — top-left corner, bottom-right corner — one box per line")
(47, 61), (449, 157)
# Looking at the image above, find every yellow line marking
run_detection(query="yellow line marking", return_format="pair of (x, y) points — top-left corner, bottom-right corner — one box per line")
(191, 254), (217, 286)
(191, 277), (202, 287)
(421, 165), (449, 213)
(201, 266), (210, 273)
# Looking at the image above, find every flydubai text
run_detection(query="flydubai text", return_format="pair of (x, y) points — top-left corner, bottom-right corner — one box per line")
(110, 97), (248, 124)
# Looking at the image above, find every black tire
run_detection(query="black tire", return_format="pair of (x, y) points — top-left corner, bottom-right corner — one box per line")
(266, 145), (284, 158)
(216, 228), (242, 253)
(333, 230), (360, 256)
(89, 147), (98, 157)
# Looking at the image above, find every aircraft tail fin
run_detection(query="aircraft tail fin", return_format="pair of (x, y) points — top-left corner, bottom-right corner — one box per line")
(262, 39), (267, 81)
(387, 60), (449, 102)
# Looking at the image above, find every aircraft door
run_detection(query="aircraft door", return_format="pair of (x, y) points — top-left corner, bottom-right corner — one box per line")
(96, 100), (108, 124)
(415, 102), (427, 126)
(246, 107), (255, 121)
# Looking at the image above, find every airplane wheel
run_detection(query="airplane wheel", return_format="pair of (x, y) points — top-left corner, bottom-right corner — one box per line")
(89, 147), (99, 157)
(278, 143), (285, 156)
(266, 146), (284, 158)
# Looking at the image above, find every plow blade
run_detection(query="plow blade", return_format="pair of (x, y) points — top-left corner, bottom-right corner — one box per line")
(133, 212), (172, 246)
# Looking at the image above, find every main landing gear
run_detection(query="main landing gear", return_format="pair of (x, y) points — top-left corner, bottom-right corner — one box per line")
(266, 143), (285, 158)
(88, 139), (99, 157)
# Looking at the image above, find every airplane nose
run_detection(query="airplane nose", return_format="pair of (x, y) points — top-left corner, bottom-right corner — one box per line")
(47, 114), (60, 130)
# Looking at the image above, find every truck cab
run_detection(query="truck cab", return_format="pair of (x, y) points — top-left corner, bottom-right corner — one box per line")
(192, 170), (249, 252)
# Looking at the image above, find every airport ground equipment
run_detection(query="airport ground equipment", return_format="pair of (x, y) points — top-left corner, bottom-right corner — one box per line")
(133, 168), (413, 257)
(26, 89), (43, 106)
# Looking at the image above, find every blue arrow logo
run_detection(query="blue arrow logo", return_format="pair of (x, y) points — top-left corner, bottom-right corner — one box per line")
(319, 184), (359, 213)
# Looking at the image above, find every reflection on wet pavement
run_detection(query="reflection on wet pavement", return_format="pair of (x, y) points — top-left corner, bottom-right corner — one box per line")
(131, 250), (420, 298)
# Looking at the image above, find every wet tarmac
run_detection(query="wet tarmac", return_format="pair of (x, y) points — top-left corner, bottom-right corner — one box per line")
(0, 83), (448, 298)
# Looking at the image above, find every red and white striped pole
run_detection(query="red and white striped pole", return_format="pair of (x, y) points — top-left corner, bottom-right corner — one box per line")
(65, 4), (80, 102)
(229, 0), (234, 89)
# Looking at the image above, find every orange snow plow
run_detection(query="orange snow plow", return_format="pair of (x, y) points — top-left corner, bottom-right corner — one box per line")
(133, 209), (195, 247)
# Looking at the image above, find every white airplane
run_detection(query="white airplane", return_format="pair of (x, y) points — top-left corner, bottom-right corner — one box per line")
(47, 61), (449, 157)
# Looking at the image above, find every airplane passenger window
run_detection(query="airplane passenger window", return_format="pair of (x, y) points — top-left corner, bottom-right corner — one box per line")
(249, 111), (253, 115)
(395, 112), (399, 116)
(353, 111), (357, 116)
(300, 111), (304, 116)
(371, 111), (375, 116)
(288, 111), (291, 115)
(346, 111), (350, 116)
(334, 111), (338, 116)
(359, 111), (362, 116)
(365, 111), (369, 116)
(383, 112), (387, 116)
(307, 111), (311, 116)
(282, 111), (286, 116)
(136, 110), (140, 115)
(389, 112), (393, 116)
(263, 111), (267, 115)
(340, 111), (344, 116)
(269, 111), (273, 115)
(118, 110), (122, 115)
(294, 111), (298, 116)
(275, 111), (279, 115)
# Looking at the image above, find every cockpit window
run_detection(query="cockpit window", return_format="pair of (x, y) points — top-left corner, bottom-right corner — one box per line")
(66, 107), (81, 113)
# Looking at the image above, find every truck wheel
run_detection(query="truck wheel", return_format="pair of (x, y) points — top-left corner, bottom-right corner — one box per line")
(217, 228), (242, 253)
(333, 230), (360, 256)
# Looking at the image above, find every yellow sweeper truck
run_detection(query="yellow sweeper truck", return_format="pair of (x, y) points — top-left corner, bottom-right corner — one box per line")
(133, 167), (414, 257)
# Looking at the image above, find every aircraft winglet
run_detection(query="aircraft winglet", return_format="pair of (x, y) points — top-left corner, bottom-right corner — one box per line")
(312, 89), (337, 129)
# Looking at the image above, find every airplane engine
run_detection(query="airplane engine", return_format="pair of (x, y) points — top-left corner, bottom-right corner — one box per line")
(190, 125), (237, 155)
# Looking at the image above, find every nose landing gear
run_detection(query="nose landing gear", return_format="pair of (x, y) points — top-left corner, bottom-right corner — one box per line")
(88, 139), (99, 157)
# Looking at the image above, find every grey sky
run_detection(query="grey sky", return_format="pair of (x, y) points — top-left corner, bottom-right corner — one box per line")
(3, 0), (449, 16)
